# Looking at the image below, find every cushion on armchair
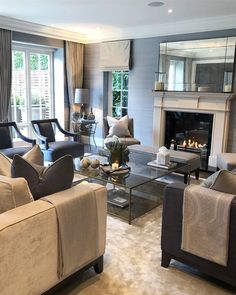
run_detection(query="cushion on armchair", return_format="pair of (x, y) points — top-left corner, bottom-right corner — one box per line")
(11, 154), (74, 200)
(0, 144), (44, 177)
(107, 115), (131, 137)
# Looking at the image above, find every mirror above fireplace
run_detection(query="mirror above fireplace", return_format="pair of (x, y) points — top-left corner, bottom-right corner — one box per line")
(158, 37), (236, 93)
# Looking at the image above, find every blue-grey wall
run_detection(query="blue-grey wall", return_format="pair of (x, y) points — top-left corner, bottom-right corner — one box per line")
(84, 28), (236, 150)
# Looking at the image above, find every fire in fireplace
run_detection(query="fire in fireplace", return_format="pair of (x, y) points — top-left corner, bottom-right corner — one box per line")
(165, 111), (213, 170)
(177, 138), (207, 152)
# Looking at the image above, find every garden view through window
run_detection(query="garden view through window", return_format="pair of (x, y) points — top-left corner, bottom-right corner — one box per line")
(112, 71), (128, 117)
(11, 46), (54, 137)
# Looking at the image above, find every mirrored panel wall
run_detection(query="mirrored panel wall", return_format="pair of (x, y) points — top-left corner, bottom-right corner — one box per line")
(157, 37), (236, 93)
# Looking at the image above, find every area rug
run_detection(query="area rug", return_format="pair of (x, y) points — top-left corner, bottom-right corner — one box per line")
(54, 206), (235, 295)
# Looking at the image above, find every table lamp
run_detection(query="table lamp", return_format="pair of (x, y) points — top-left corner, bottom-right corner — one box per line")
(74, 88), (89, 119)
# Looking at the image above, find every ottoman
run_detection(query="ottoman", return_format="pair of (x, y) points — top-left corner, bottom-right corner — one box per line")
(128, 145), (200, 184)
(217, 153), (236, 170)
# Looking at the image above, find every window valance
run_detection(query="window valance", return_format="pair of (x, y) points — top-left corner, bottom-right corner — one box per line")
(100, 40), (131, 71)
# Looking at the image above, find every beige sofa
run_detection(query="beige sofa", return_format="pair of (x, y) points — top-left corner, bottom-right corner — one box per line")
(0, 180), (107, 295)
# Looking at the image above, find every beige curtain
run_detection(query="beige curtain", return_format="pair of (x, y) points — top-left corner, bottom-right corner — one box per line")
(65, 41), (84, 129)
(0, 29), (12, 122)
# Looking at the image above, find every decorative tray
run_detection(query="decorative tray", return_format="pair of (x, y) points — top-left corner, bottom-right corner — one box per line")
(99, 164), (130, 175)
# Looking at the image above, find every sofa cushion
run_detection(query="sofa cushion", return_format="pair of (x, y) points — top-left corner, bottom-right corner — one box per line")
(201, 170), (222, 188)
(107, 115), (131, 137)
(11, 154), (74, 200)
(0, 175), (33, 213)
(0, 144), (44, 177)
(209, 170), (236, 194)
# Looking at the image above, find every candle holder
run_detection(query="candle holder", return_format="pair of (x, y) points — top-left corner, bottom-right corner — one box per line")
(154, 72), (166, 91)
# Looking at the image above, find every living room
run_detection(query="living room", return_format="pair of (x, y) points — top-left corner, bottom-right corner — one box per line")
(0, 1), (236, 294)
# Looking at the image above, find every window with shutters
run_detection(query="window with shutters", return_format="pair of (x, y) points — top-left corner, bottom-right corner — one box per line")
(11, 45), (54, 137)
(111, 71), (129, 117)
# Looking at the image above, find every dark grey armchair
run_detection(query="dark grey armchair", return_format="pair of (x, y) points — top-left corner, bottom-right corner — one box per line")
(161, 182), (236, 287)
(31, 118), (84, 162)
(0, 122), (36, 158)
(103, 117), (140, 146)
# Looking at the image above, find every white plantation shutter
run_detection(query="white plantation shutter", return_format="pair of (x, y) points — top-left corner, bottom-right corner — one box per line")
(11, 47), (54, 136)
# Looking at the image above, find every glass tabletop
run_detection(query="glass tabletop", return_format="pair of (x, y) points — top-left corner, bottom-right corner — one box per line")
(74, 154), (189, 190)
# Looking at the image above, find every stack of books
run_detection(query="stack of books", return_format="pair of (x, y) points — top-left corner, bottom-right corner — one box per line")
(147, 160), (177, 170)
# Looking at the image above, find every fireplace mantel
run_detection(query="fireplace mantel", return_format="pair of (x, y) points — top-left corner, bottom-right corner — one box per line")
(153, 91), (235, 167)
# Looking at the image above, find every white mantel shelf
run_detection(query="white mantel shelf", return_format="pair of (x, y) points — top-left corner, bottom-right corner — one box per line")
(153, 91), (235, 167)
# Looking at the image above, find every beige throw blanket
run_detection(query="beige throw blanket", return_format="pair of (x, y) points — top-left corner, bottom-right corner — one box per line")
(42, 184), (99, 278)
(181, 184), (235, 266)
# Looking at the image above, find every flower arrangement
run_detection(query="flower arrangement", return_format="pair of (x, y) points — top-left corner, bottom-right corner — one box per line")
(105, 137), (129, 166)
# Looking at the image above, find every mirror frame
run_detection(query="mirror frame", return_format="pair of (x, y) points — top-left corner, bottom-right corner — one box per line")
(157, 37), (236, 93)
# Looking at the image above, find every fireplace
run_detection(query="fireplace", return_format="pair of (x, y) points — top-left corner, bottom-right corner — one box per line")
(153, 91), (234, 168)
(165, 111), (213, 170)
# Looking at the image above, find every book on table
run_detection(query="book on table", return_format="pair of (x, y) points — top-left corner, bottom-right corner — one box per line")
(108, 195), (129, 208)
(147, 160), (177, 170)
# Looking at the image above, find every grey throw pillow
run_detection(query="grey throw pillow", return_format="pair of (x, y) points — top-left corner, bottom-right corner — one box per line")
(201, 170), (222, 188)
(11, 154), (74, 200)
(209, 170), (236, 194)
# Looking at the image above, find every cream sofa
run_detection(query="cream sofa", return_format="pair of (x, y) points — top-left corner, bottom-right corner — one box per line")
(0, 179), (107, 295)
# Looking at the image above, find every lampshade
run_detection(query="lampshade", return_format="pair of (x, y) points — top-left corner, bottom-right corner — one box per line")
(74, 88), (89, 104)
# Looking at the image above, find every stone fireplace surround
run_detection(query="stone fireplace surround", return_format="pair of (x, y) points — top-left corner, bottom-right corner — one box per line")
(153, 91), (235, 168)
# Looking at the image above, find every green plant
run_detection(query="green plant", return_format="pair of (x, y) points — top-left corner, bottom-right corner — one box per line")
(105, 139), (127, 152)
(105, 138), (129, 164)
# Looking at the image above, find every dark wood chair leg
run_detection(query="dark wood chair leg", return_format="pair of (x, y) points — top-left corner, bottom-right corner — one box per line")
(94, 256), (103, 274)
(184, 173), (188, 184)
(161, 251), (172, 268)
(195, 169), (199, 180)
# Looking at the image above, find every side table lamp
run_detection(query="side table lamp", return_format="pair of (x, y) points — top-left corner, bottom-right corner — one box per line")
(74, 88), (89, 119)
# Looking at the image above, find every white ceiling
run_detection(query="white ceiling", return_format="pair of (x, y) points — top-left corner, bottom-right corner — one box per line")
(0, 0), (236, 43)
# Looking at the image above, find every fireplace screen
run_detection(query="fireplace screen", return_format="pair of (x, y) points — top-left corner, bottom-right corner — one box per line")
(165, 111), (213, 170)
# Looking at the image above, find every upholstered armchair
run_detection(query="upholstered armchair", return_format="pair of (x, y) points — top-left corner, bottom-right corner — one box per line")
(31, 118), (84, 162)
(161, 182), (236, 286)
(103, 116), (140, 146)
(0, 121), (36, 158)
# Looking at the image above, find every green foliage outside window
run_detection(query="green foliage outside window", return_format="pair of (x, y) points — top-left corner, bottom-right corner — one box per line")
(13, 51), (24, 70)
(112, 71), (128, 117)
(30, 54), (49, 70)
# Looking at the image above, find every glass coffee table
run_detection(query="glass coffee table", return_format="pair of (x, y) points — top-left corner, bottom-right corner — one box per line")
(74, 155), (189, 224)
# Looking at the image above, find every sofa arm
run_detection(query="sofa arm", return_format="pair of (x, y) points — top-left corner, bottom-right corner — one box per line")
(0, 182), (107, 295)
(161, 182), (236, 283)
(161, 183), (186, 253)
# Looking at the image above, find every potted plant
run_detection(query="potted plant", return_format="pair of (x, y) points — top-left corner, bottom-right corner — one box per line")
(105, 137), (129, 166)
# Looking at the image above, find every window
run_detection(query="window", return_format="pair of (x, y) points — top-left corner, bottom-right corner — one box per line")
(111, 71), (128, 117)
(168, 60), (184, 91)
(11, 45), (54, 137)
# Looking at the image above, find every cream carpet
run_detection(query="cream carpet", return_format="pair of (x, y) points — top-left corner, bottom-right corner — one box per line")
(54, 205), (235, 295)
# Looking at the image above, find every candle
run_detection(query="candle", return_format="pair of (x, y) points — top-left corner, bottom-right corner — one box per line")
(112, 162), (119, 170)
(155, 81), (164, 91)
(224, 85), (231, 92)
